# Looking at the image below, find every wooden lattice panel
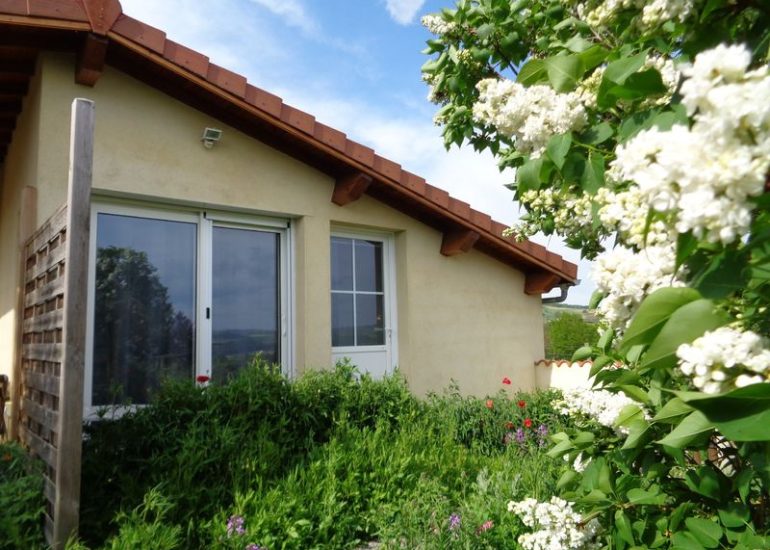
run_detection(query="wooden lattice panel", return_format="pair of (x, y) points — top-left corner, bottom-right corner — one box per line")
(19, 204), (68, 542)
(0, 374), (8, 440)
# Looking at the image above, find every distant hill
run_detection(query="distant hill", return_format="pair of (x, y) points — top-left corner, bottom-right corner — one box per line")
(543, 304), (599, 324)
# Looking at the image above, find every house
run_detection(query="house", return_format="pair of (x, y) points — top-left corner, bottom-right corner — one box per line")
(0, 1), (577, 544)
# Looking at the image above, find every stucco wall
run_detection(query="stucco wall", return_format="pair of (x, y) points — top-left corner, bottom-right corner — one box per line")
(535, 360), (594, 391)
(3, 52), (546, 398)
(0, 60), (44, 434)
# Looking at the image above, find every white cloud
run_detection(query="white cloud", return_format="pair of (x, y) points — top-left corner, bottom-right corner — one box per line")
(247, 0), (317, 34)
(384, 0), (427, 24)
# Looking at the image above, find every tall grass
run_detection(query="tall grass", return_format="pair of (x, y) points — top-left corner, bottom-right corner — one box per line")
(75, 361), (568, 548)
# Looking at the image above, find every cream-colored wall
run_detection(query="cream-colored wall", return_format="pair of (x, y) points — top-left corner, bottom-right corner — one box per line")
(535, 360), (593, 391)
(0, 59), (44, 434)
(17, 52), (545, 397)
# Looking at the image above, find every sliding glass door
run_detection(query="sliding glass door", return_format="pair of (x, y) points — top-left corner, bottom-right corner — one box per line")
(87, 204), (290, 413)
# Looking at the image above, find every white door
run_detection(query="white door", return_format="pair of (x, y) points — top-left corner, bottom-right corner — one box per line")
(330, 233), (397, 378)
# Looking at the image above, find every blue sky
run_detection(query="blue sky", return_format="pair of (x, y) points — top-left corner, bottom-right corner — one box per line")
(120, 0), (595, 305)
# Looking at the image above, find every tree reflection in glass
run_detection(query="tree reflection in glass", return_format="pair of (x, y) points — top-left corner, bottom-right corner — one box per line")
(92, 214), (196, 405)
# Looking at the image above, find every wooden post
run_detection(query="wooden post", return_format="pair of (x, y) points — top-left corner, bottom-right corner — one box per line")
(53, 98), (93, 548)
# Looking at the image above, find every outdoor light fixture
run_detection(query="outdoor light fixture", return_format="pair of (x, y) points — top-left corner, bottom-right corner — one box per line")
(201, 127), (223, 149)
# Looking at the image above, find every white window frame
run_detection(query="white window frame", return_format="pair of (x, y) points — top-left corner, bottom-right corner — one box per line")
(330, 228), (398, 369)
(85, 200), (294, 418)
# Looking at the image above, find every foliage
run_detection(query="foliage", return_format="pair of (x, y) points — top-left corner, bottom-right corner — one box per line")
(545, 311), (599, 359)
(422, 0), (770, 547)
(0, 441), (44, 550)
(78, 361), (566, 548)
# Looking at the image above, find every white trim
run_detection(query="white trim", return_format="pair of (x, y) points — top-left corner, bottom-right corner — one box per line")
(330, 228), (398, 375)
(85, 199), (294, 418)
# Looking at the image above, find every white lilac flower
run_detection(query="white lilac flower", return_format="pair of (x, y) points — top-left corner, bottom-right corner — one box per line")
(421, 14), (457, 35)
(509, 188), (600, 241)
(577, 0), (694, 30)
(472, 78), (587, 157)
(593, 246), (684, 330)
(677, 327), (770, 394)
(555, 388), (648, 434)
(509, 496), (601, 550)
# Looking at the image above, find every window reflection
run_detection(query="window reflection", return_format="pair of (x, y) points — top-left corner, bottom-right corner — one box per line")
(92, 214), (196, 406)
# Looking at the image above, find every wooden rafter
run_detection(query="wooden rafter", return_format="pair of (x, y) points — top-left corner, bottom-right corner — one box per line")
(440, 229), (479, 256)
(332, 172), (372, 206)
(75, 33), (107, 86)
(524, 271), (561, 295)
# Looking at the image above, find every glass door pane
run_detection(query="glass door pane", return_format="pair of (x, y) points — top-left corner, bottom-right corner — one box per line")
(92, 213), (196, 405)
(212, 226), (280, 382)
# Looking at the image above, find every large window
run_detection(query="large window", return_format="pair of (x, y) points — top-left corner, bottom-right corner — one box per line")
(330, 231), (397, 378)
(86, 203), (291, 412)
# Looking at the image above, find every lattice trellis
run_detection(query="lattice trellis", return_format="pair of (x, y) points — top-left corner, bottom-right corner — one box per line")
(19, 205), (68, 542)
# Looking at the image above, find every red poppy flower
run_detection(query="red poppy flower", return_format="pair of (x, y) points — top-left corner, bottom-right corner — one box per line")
(485, 399), (494, 410)
(505, 421), (514, 430)
(502, 377), (512, 385)
(196, 375), (210, 383)
(524, 418), (533, 429)
(517, 400), (526, 408)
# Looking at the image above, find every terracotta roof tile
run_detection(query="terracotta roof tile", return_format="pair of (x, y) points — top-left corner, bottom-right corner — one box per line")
(163, 40), (209, 78)
(112, 15), (166, 54)
(28, 0), (87, 22)
(279, 104), (315, 135)
(470, 210), (492, 232)
(344, 140), (375, 167)
(448, 197), (471, 219)
(0, 2), (579, 287)
(373, 154), (402, 182)
(313, 123), (347, 152)
(425, 184), (450, 208)
(400, 171), (426, 195)
(207, 63), (247, 98)
(81, 0), (121, 35)
(245, 85), (282, 118)
(1, 0), (28, 16)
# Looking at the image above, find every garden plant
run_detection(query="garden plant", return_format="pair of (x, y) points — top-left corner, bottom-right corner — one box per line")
(422, 0), (770, 547)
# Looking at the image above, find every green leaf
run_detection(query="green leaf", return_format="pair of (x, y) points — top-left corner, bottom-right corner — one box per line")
(517, 58), (547, 86)
(546, 133), (572, 169)
(618, 109), (658, 142)
(580, 122), (614, 145)
(589, 290), (604, 309)
(627, 487), (666, 505)
(656, 411), (714, 449)
(572, 345), (593, 361)
(604, 51), (648, 84)
(621, 419), (652, 450)
(476, 23), (495, 39)
(692, 248), (750, 299)
(517, 157), (544, 192)
(618, 385), (650, 405)
(580, 152), (605, 194)
(653, 398), (693, 424)
(670, 503), (696, 531)
(615, 510), (636, 545)
(671, 531), (707, 550)
(615, 404), (645, 427)
(545, 55), (584, 92)
(641, 299), (728, 371)
(718, 502), (750, 528)
(684, 467), (726, 501)
(620, 288), (702, 353)
(684, 518), (722, 548)
(678, 384), (770, 441)
(576, 45), (608, 71)
(676, 232), (698, 270)
(557, 469), (579, 490)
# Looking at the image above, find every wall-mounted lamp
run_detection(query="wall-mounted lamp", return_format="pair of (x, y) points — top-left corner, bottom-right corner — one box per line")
(201, 127), (223, 149)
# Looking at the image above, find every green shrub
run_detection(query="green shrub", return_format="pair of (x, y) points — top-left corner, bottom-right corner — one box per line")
(79, 360), (566, 548)
(544, 312), (599, 360)
(0, 441), (44, 550)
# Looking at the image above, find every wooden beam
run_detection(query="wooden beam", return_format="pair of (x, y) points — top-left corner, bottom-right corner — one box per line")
(331, 172), (372, 206)
(440, 229), (479, 256)
(75, 33), (107, 87)
(525, 271), (561, 295)
(53, 98), (93, 549)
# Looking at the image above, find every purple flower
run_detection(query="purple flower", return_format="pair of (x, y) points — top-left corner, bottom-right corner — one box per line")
(227, 515), (246, 537)
(515, 428), (526, 444)
(245, 545), (262, 550)
(448, 513), (461, 531)
(537, 424), (548, 447)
